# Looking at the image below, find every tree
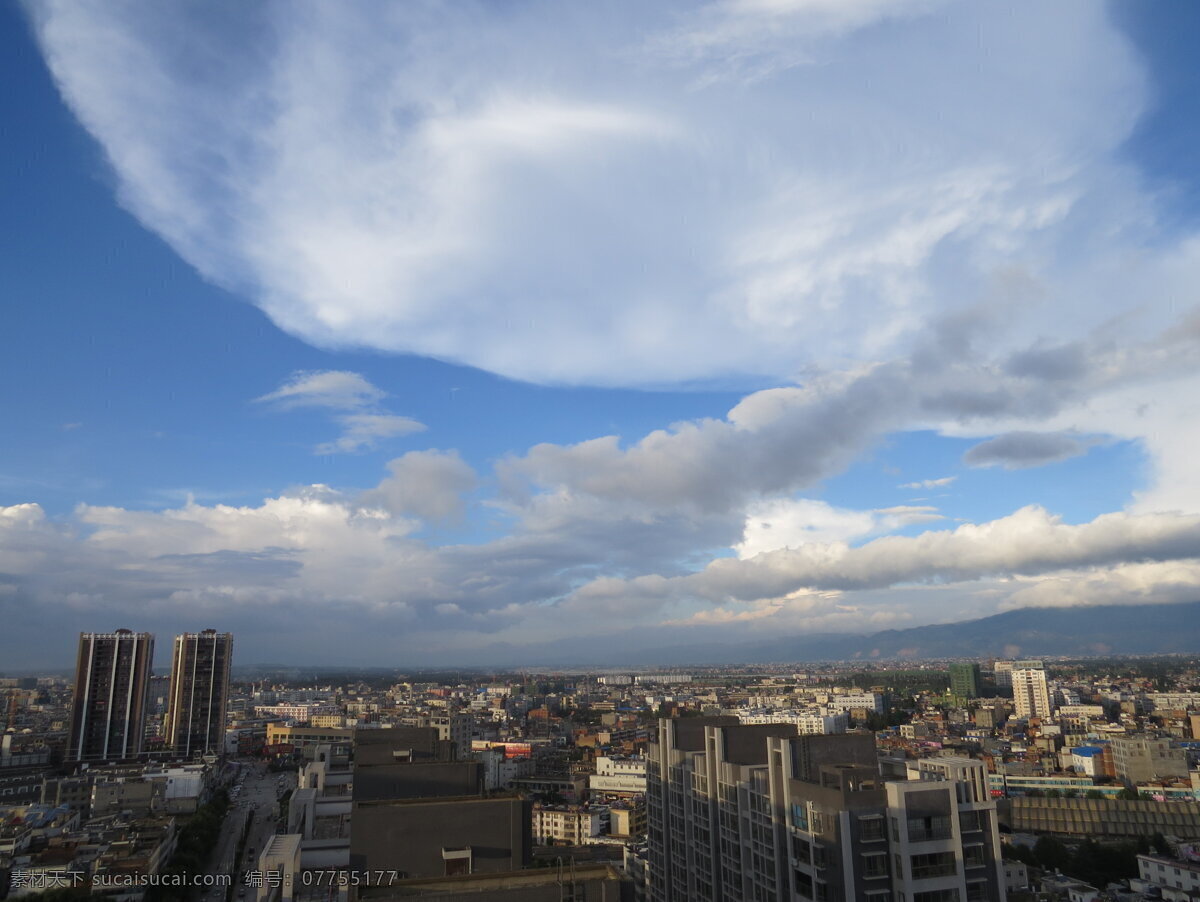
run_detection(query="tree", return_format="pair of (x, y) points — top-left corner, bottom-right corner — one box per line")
(1033, 835), (1070, 872)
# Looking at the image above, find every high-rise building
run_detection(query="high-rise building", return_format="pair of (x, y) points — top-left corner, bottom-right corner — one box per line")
(68, 630), (155, 762)
(648, 718), (1006, 902)
(165, 630), (233, 757)
(1011, 668), (1052, 721)
(992, 659), (1042, 688)
(950, 662), (982, 700)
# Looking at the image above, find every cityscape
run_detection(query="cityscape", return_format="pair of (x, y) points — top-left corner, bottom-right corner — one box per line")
(6, 1), (1200, 900)
(3, 638), (1200, 899)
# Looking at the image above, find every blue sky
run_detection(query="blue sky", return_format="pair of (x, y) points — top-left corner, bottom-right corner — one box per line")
(3, 1), (1200, 668)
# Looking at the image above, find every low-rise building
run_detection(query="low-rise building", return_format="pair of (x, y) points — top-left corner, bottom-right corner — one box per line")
(531, 804), (605, 845)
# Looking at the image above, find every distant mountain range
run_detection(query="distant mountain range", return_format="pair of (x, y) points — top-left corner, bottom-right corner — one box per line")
(571, 601), (1200, 668)
(227, 601), (1200, 672)
(649, 601), (1200, 666)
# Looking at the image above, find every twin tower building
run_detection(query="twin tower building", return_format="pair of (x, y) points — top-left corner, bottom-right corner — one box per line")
(67, 629), (232, 763)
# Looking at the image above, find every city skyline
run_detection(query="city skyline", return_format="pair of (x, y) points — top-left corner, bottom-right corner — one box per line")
(4, 3), (1200, 667)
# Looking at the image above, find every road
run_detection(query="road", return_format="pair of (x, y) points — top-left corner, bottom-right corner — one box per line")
(198, 762), (296, 902)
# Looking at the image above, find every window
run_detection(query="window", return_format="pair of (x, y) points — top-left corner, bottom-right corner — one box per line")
(959, 810), (984, 833)
(910, 852), (957, 880)
(907, 815), (953, 843)
(860, 814), (886, 841)
(963, 844), (987, 868)
(794, 870), (814, 899)
(913, 891), (960, 902)
(862, 852), (888, 879)
(965, 882), (989, 901)
(792, 836), (811, 862)
(791, 803), (809, 831)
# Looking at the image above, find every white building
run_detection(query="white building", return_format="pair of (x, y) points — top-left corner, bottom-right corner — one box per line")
(825, 692), (884, 715)
(736, 709), (849, 734)
(253, 703), (341, 723)
(1137, 854), (1200, 900)
(590, 756), (647, 796)
(1012, 669), (1052, 720)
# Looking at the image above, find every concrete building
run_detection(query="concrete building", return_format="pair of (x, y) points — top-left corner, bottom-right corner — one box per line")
(265, 723), (352, 754)
(355, 863), (628, 901)
(1111, 735), (1189, 785)
(825, 692), (885, 715)
(993, 660), (1042, 689)
(1002, 796), (1200, 838)
(68, 630), (155, 762)
(1011, 669), (1052, 721)
(531, 804), (606, 845)
(164, 630), (232, 758)
(1137, 854), (1200, 899)
(590, 755), (647, 796)
(647, 718), (1006, 902)
(609, 801), (646, 839)
(950, 662), (983, 700)
(349, 727), (531, 878)
(254, 834), (302, 902)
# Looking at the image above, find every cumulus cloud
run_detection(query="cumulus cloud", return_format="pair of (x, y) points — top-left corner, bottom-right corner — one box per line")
(361, 450), (477, 522)
(963, 430), (1093, 469)
(735, 498), (943, 558)
(544, 505), (1200, 618)
(256, 370), (424, 454)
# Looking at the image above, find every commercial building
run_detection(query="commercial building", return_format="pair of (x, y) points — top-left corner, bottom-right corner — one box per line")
(164, 630), (232, 758)
(67, 630), (155, 762)
(648, 718), (1006, 902)
(265, 723), (352, 754)
(1011, 669), (1052, 721)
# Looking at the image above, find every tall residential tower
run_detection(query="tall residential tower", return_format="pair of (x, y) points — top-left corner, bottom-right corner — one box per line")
(68, 630), (155, 762)
(165, 630), (233, 757)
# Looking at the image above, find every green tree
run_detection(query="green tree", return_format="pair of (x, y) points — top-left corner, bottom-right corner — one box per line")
(1033, 835), (1070, 872)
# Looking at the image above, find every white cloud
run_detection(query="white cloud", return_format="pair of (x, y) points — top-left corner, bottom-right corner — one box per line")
(735, 498), (943, 559)
(256, 370), (425, 454)
(255, 370), (385, 410)
(314, 414), (425, 455)
(27, 1), (1172, 387)
(360, 450), (477, 522)
(898, 476), (956, 490)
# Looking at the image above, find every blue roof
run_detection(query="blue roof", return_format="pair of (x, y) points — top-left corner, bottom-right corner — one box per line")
(1071, 747), (1104, 757)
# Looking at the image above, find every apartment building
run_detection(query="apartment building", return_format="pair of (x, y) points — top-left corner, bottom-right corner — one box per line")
(648, 718), (1006, 902)
(1011, 669), (1052, 721)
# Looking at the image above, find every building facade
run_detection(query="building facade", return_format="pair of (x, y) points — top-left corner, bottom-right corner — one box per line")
(164, 630), (233, 758)
(648, 718), (1006, 902)
(1011, 669), (1052, 721)
(950, 663), (982, 700)
(68, 630), (155, 762)
(1110, 735), (1189, 785)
